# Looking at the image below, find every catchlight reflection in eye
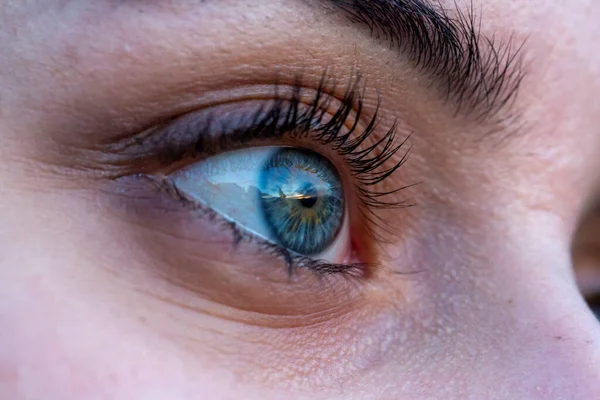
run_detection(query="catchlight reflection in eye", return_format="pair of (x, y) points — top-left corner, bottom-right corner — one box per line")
(169, 147), (349, 259)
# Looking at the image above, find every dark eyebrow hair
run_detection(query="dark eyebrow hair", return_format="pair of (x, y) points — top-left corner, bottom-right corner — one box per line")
(325, 0), (526, 122)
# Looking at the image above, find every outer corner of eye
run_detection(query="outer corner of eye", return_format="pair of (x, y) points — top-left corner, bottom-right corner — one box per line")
(167, 145), (357, 266)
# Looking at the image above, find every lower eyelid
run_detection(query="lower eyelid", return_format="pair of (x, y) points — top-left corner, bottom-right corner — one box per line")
(101, 176), (366, 322)
(164, 175), (363, 276)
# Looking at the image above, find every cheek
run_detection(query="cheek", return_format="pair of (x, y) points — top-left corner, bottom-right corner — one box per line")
(0, 271), (249, 400)
(0, 253), (417, 398)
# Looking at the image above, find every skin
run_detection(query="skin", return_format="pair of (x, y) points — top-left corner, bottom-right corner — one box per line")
(0, 0), (599, 399)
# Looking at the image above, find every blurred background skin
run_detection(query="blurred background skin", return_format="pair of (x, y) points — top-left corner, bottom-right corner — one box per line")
(0, 1), (599, 399)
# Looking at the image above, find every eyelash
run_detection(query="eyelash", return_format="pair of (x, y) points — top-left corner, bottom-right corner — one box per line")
(127, 73), (411, 276)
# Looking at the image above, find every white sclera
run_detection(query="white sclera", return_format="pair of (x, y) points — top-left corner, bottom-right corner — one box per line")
(169, 146), (351, 263)
(173, 147), (277, 240)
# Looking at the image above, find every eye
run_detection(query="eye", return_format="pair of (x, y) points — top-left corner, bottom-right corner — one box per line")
(108, 75), (409, 285)
(168, 146), (351, 263)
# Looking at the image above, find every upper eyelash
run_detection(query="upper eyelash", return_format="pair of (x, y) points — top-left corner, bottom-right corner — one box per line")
(269, 73), (415, 241)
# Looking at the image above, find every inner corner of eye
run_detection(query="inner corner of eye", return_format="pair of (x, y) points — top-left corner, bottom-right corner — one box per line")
(167, 145), (353, 263)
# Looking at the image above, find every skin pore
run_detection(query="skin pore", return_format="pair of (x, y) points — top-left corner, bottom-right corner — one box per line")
(0, 0), (599, 399)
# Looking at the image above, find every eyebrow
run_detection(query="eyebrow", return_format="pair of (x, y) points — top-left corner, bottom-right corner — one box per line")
(324, 0), (526, 122)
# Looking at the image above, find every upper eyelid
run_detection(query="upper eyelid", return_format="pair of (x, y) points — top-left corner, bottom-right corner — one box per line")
(100, 79), (370, 165)
(11, 0), (526, 156)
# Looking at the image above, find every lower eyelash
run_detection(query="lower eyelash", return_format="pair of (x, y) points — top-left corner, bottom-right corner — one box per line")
(151, 174), (369, 278)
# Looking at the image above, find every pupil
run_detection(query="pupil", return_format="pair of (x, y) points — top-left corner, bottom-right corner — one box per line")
(299, 195), (318, 208)
(298, 184), (318, 208)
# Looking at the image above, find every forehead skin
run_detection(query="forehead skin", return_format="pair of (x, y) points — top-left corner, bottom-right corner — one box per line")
(0, 1), (599, 400)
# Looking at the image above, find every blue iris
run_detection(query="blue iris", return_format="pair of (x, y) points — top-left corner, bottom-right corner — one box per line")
(258, 148), (344, 255)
